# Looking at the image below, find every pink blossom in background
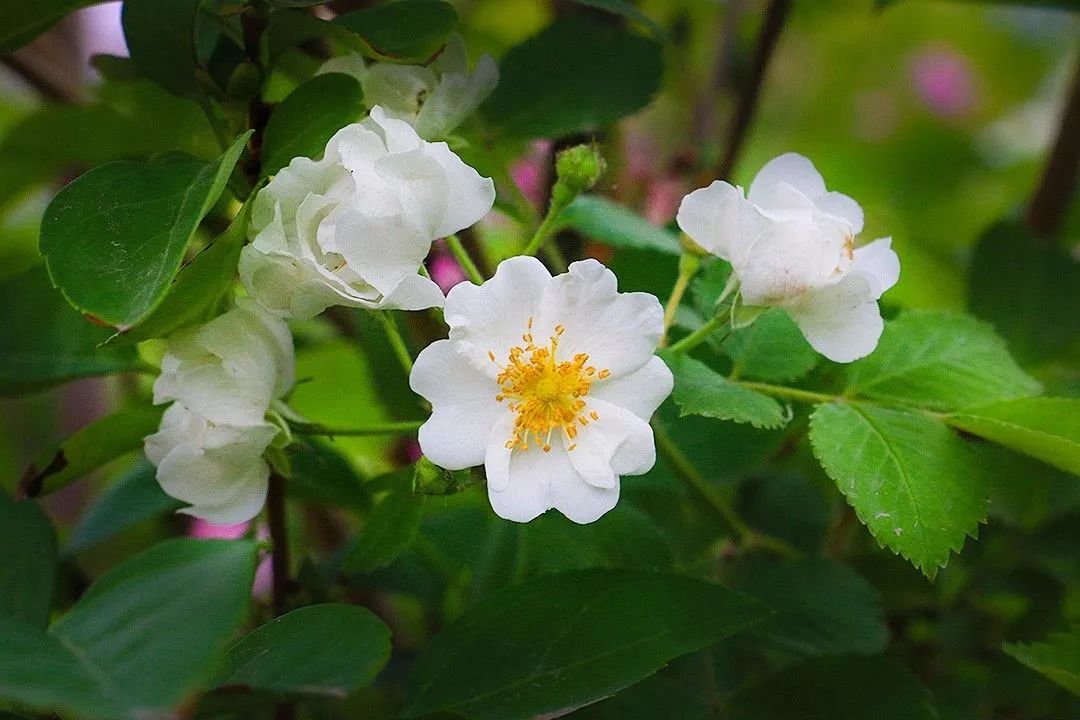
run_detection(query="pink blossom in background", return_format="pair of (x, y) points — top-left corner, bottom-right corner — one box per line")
(188, 518), (250, 540)
(623, 125), (660, 183)
(909, 46), (977, 118)
(252, 554), (274, 601)
(429, 245), (467, 293)
(511, 140), (552, 207)
(77, 1), (127, 80)
(644, 175), (687, 225)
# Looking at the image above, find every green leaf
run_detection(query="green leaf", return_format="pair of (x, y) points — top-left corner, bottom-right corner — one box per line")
(67, 459), (182, 554)
(728, 656), (939, 720)
(405, 569), (769, 719)
(878, 0), (1080, 9)
(21, 406), (165, 498)
(0, 1), (103, 51)
(662, 352), (787, 430)
(217, 603), (391, 697)
(1004, 627), (1080, 697)
(334, 0), (458, 63)
(0, 539), (257, 719)
(567, 0), (663, 38)
(560, 195), (681, 254)
(40, 132), (250, 328)
(0, 492), (56, 628)
(262, 73), (364, 176)
(285, 438), (372, 511)
(809, 402), (986, 577)
(0, 266), (141, 397)
(947, 397), (1080, 476)
(716, 309), (818, 382)
(341, 468), (422, 573)
(121, 0), (201, 96)
(482, 17), (663, 138)
(845, 310), (1041, 412)
(115, 201), (252, 344)
(732, 558), (889, 658)
(968, 219), (1080, 363)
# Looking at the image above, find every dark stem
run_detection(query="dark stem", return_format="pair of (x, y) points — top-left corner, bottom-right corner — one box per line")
(266, 472), (290, 618)
(240, 2), (270, 182)
(1026, 59), (1080, 238)
(714, 0), (792, 181)
(1, 53), (81, 103)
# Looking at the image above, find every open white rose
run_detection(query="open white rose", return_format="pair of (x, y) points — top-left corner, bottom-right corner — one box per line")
(677, 153), (900, 362)
(410, 257), (673, 524)
(145, 300), (295, 524)
(240, 106), (496, 319)
(319, 34), (498, 140)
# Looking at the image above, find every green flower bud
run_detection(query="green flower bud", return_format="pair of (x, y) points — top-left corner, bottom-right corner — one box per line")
(552, 144), (606, 208)
(413, 456), (472, 495)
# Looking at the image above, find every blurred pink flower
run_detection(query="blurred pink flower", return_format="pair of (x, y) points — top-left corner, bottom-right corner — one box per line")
(644, 176), (687, 225)
(188, 518), (250, 540)
(909, 46), (977, 118)
(403, 439), (424, 463)
(429, 245), (467, 293)
(511, 140), (552, 207)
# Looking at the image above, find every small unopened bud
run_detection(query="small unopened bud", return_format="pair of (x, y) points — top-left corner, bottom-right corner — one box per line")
(552, 144), (605, 208)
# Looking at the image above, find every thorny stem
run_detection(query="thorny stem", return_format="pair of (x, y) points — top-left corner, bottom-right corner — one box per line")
(446, 234), (486, 285)
(291, 420), (423, 437)
(654, 423), (800, 558)
(375, 310), (415, 376)
(714, 0), (793, 181)
(1026, 57), (1080, 238)
(662, 254), (702, 346)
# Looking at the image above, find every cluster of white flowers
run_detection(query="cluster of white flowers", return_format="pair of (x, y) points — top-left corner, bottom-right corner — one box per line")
(144, 42), (898, 529)
(678, 153), (899, 362)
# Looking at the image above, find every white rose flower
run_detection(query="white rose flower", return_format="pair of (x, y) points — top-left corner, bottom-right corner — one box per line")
(677, 153), (900, 362)
(410, 257), (673, 524)
(145, 404), (278, 524)
(240, 106), (496, 319)
(145, 300), (295, 524)
(319, 34), (498, 140)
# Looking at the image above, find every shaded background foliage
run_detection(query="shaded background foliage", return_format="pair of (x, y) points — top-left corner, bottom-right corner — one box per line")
(1, 0), (1079, 718)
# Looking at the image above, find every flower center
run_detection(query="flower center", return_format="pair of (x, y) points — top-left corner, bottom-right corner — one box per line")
(490, 319), (609, 453)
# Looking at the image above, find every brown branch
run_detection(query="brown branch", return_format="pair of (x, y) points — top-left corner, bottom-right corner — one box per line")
(1, 52), (82, 103)
(266, 472), (291, 618)
(1026, 59), (1080, 238)
(714, 0), (792, 182)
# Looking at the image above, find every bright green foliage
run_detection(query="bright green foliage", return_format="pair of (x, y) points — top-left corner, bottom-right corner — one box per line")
(121, 0), (202, 97)
(40, 132), (249, 328)
(809, 402), (986, 577)
(406, 569), (769, 719)
(968, 220), (1080, 363)
(0, 539), (256, 719)
(67, 460), (182, 554)
(0, 492), (56, 628)
(568, 0), (663, 37)
(1004, 627), (1080, 696)
(341, 468), (423, 573)
(0, 266), (142, 396)
(482, 17), (663, 138)
(732, 557), (889, 658)
(262, 73), (364, 175)
(0, 1), (103, 51)
(561, 195), (681, 254)
(21, 406), (165, 497)
(947, 397), (1080, 476)
(217, 604), (392, 697)
(334, 0), (458, 63)
(116, 200), (253, 344)
(728, 656), (939, 719)
(845, 310), (1042, 411)
(722, 309), (820, 382)
(663, 352), (788, 429)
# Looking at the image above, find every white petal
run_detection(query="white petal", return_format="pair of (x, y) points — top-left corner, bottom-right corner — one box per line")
(535, 259), (663, 376)
(446, 255), (552, 375)
(366, 105), (426, 154)
(144, 403), (204, 466)
(852, 237), (900, 298)
(483, 413), (519, 494)
(747, 152), (826, 210)
(736, 219), (850, 307)
(416, 54), (499, 139)
(549, 454), (620, 524)
(590, 355), (673, 420)
(379, 273), (446, 311)
(372, 147), (451, 237)
(412, 340), (503, 470)
(567, 398), (656, 489)
(333, 210), (432, 296)
(177, 459), (269, 525)
(360, 65), (434, 119)
(676, 180), (766, 265)
(785, 272), (884, 363)
(816, 191), (864, 235)
(422, 141), (496, 236)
